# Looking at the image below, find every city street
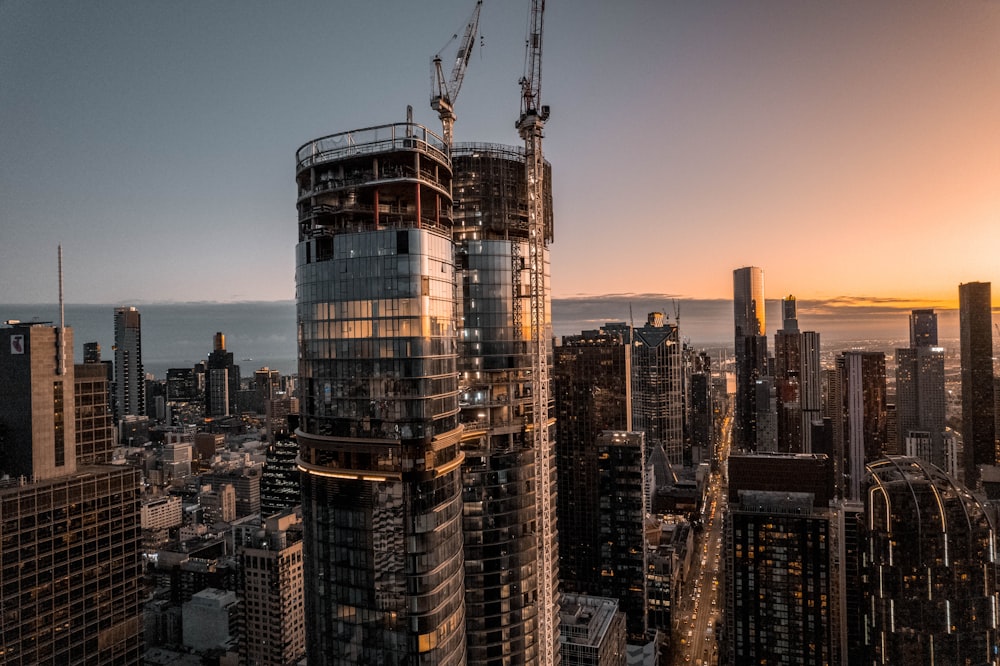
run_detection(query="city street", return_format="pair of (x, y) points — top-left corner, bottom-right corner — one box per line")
(676, 415), (730, 665)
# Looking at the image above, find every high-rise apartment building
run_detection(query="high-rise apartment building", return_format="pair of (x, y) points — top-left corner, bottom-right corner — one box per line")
(113, 306), (145, 421)
(733, 266), (767, 451)
(724, 487), (836, 664)
(895, 309), (946, 468)
(863, 456), (999, 664)
(451, 142), (556, 664)
(294, 122), (467, 664)
(554, 324), (631, 593)
(631, 312), (684, 465)
(960, 281), (996, 488)
(234, 509), (306, 666)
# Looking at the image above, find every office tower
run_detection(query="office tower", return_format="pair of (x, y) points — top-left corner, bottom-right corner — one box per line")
(559, 594), (627, 666)
(724, 487), (836, 665)
(295, 122), (466, 664)
(0, 465), (144, 664)
(631, 312), (684, 465)
(74, 360), (115, 464)
(733, 266), (767, 451)
(451, 142), (555, 663)
(234, 510), (306, 666)
(840, 351), (887, 501)
(596, 431), (648, 643)
(205, 332), (240, 417)
(0, 322), (143, 664)
(0, 322), (76, 479)
(960, 281), (996, 488)
(554, 324), (631, 592)
(864, 456), (999, 664)
(754, 376), (778, 452)
(895, 309), (946, 468)
(113, 305), (145, 421)
(166, 368), (198, 403)
(253, 366), (281, 413)
(774, 295), (803, 453)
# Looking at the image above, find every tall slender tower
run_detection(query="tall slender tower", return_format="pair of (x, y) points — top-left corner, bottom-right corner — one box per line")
(733, 266), (767, 451)
(960, 281), (995, 488)
(774, 295), (803, 453)
(451, 142), (555, 663)
(841, 351), (886, 501)
(631, 312), (684, 465)
(113, 305), (145, 421)
(895, 309), (946, 467)
(294, 122), (467, 665)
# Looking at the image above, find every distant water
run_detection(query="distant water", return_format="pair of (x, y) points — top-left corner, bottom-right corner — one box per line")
(0, 302), (298, 379)
(0, 298), (964, 380)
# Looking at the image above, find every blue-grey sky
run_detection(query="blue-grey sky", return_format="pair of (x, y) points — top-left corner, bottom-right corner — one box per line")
(3, 1), (999, 309)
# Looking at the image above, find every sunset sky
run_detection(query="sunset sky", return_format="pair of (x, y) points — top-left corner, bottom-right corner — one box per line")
(2, 1), (999, 312)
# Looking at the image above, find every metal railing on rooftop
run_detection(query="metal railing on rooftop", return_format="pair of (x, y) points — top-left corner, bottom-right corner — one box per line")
(296, 123), (448, 171)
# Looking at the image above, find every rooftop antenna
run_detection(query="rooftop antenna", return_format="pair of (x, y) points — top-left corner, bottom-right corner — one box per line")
(629, 302), (634, 329)
(57, 244), (66, 375)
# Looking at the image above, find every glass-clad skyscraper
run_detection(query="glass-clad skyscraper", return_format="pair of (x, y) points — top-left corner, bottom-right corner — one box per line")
(733, 266), (767, 451)
(451, 142), (556, 664)
(864, 456), (999, 664)
(294, 123), (466, 665)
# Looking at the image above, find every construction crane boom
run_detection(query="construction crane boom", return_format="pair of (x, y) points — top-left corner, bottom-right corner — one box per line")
(516, 1), (557, 664)
(431, 0), (483, 150)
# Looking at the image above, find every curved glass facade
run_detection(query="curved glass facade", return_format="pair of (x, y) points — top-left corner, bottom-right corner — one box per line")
(864, 456), (999, 664)
(452, 143), (555, 664)
(296, 123), (467, 665)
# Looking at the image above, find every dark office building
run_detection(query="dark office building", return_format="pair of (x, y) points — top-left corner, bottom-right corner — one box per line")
(864, 456), (999, 664)
(895, 309), (946, 468)
(960, 281), (996, 488)
(554, 324), (631, 593)
(0, 466), (144, 665)
(0, 321), (143, 664)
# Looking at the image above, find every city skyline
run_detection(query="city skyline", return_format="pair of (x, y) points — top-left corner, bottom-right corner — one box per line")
(3, 1), (1000, 308)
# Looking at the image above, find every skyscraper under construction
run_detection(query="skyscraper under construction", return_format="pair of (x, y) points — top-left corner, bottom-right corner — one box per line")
(294, 122), (467, 665)
(451, 142), (556, 664)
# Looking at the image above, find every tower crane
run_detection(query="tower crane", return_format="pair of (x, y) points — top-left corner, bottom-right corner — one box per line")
(515, 1), (558, 664)
(430, 0), (483, 151)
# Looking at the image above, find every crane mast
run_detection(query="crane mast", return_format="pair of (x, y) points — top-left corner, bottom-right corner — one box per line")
(515, 1), (557, 664)
(431, 0), (483, 150)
